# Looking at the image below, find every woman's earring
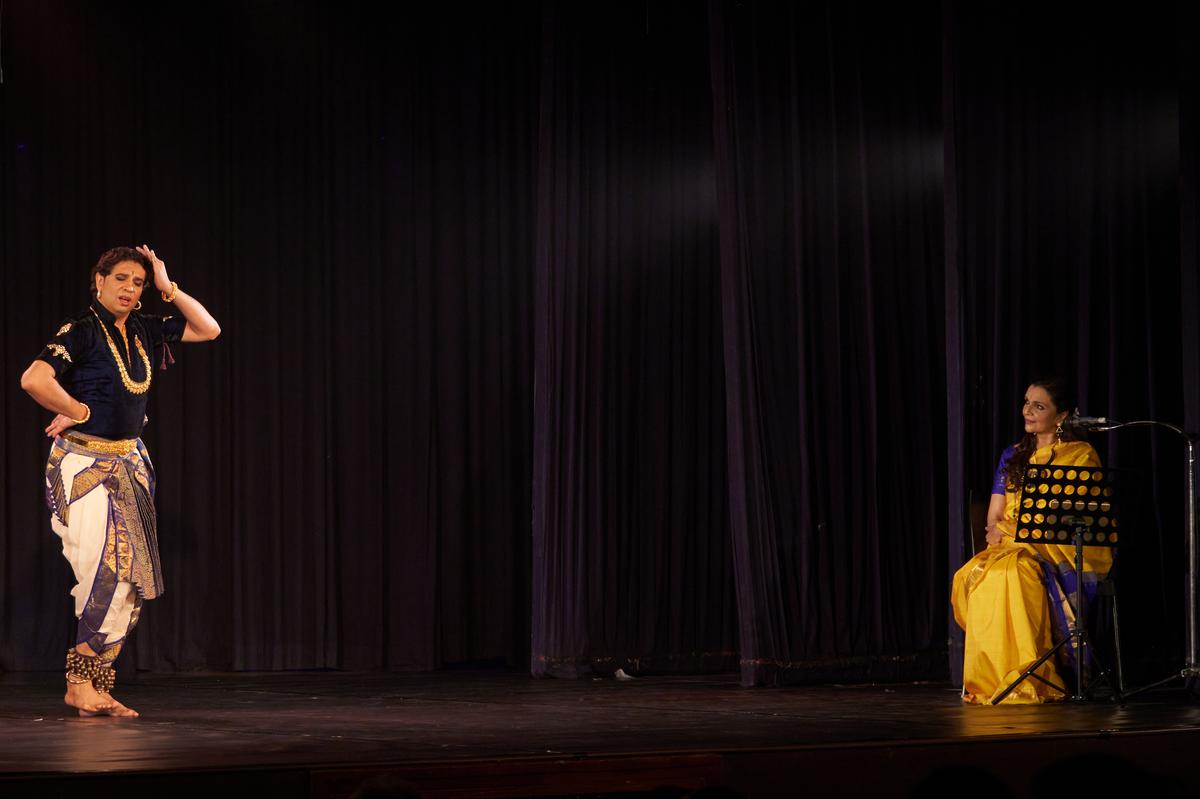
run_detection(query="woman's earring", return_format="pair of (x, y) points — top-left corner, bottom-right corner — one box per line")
(135, 301), (143, 310)
(1055, 421), (1064, 441)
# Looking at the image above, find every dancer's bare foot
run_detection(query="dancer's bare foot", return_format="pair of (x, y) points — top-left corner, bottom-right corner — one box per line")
(65, 644), (136, 716)
(86, 693), (138, 718)
(65, 680), (138, 717)
(65, 679), (115, 714)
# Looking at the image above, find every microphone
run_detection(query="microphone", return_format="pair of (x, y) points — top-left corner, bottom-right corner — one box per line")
(1067, 415), (1111, 430)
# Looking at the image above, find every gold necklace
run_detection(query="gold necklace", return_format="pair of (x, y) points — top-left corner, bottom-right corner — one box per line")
(91, 308), (152, 395)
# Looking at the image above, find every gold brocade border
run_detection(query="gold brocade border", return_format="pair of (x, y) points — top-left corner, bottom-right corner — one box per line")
(63, 433), (137, 457)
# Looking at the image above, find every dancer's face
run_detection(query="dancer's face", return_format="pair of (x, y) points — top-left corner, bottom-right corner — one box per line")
(95, 261), (147, 319)
(1022, 384), (1068, 438)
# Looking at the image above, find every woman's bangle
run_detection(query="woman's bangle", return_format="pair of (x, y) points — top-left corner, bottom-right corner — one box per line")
(71, 403), (91, 425)
(161, 281), (179, 303)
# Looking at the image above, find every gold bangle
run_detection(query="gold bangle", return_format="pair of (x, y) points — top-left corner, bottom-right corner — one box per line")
(71, 403), (91, 425)
(161, 281), (179, 303)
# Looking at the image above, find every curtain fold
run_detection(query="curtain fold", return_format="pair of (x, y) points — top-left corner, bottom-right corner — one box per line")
(941, 0), (968, 687)
(1182, 4), (1200, 439)
(531, 1), (735, 678)
(1179, 2), (1200, 669)
(708, 0), (946, 685)
(945, 0), (1184, 679)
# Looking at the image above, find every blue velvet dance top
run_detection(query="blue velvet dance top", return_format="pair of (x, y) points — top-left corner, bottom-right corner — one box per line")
(37, 302), (186, 440)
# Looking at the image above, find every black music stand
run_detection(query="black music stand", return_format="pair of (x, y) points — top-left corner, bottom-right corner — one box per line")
(991, 464), (1124, 704)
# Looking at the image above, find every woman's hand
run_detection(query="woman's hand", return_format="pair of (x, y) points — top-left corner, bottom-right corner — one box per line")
(45, 414), (77, 439)
(136, 244), (172, 293)
(984, 493), (1007, 547)
(21, 362), (87, 438)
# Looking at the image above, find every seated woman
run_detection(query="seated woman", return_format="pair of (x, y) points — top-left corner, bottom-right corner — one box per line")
(952, 377), (1112, 704)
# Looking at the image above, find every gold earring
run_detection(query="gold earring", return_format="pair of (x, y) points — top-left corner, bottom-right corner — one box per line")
(1055, 421), (1064, 441)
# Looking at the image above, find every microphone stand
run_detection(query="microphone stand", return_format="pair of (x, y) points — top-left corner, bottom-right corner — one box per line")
(1083, 419), (1200, 697)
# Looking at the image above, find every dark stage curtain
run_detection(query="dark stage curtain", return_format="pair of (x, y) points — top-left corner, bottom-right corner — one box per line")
(1, 1), (537, 671)
(1178, 3), (1200, 675)
(1, 0), (1194, 683)
(708, 0), (947, 685)
(941, 0), (970, 683)
(531, 3), (736, 677)
(944, 2), (1186, 680)
(1183, 5), (1200, 439)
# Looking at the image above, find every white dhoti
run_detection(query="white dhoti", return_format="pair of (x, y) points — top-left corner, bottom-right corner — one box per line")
(46, 434), (162, 654)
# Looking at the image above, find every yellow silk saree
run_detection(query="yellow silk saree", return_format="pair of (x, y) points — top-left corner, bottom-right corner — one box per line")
(951, 440), (1112, 704)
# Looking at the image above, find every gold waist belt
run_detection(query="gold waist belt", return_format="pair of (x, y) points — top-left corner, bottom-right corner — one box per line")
(63, 433), (137, 457)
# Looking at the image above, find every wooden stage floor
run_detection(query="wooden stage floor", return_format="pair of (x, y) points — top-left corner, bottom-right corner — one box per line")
(1, 670), (1198, 797)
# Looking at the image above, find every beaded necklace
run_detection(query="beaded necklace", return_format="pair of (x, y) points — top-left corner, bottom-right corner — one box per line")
(90, 307), (152, 395)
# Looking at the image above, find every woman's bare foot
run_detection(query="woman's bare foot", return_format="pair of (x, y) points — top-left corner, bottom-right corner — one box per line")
(65, 679), (114, 714)
(65, 680), (137, 717)
(86, 694), (139, 718)
(64, 644), (136, 717)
